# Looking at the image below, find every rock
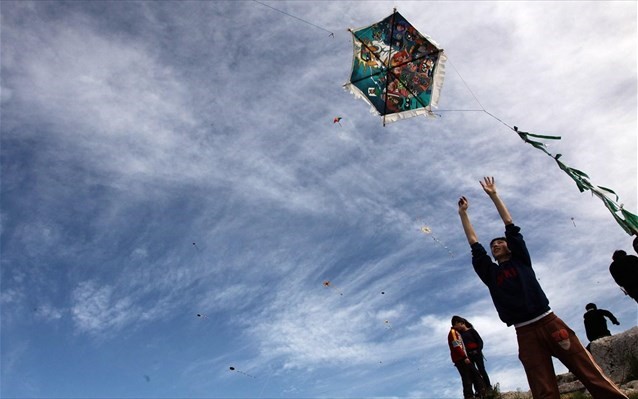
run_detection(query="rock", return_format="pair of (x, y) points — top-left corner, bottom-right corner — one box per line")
(499, 391), (532, 399)
(555, 372), (577, 384)
(589, 326), (638, 383)
(558, 379), (585, 394)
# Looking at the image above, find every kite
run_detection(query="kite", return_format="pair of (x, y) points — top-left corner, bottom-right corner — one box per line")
(418, 223), (454, 257)
(192, 242), (200, 251)
(384, 320), (393, 329)
(323, 280), (343, 296)
(343, 11), (636, 235)
(344, 8), (446, 126)
(333, 116), (343, 126)
(229, 366), (256, 378)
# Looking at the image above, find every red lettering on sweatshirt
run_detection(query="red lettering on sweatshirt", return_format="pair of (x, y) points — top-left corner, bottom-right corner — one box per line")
(496, 267), (518, 286)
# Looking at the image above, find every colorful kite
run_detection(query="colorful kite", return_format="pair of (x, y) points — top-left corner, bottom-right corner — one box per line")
(344, 9), (446, 126)
(343, 11), (636, 235)
(333, 116), (343, 126)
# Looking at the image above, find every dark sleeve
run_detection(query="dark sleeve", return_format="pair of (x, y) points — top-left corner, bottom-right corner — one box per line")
(471, 242), (494, 285)
(504, 223), (532, 267)
(602, 310), (619, 325)
(609, 262), (623, 285)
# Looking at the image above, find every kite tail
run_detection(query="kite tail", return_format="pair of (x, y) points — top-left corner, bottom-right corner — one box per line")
(513, 127), (638, 236)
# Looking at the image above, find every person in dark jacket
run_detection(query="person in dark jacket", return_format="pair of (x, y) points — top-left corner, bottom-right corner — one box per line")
(457, 176), (627, 399)
(448, 315), (485, 399)
(583, 303), (619, 344)
(609, 250), (638, 303)
(460, 318), (492, 391)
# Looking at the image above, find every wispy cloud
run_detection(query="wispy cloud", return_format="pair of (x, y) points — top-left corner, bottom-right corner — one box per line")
(71, 280), (138, 334)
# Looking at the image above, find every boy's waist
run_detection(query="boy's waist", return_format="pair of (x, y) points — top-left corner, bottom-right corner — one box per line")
(514, 311), (555, 331)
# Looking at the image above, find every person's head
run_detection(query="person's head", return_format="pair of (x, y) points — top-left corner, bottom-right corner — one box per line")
(633, 236), (638, 255)
(612, 250), (627, 261)
(585, 303), (597, 311)
(461, 318), (474, 329)
(451, 315), (467, 331)
(490, 237), (512, 263)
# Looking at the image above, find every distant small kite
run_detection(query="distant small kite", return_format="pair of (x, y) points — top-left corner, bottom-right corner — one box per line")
(323, 280), (343, 296)
(418, 223), (454, 257)
(333, 116), (343, 126)
(229, 366), (256, 378)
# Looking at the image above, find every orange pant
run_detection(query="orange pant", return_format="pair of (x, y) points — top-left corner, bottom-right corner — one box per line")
(516, 313), (627, 399)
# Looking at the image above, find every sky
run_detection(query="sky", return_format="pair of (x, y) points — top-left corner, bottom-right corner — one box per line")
(1, 1), (636, 398)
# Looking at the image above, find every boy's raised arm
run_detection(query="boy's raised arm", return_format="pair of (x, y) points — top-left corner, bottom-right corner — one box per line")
(458, 196), (478, 245)
(480, 176), (513, 226)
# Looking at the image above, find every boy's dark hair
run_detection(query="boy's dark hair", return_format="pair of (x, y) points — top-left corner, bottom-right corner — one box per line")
(490, 237), (507, 247)
(451, 315), (464, 326)
(612, 250), (627, 261)
(633, 236), (638, 255)
(585, 303), (597, 311)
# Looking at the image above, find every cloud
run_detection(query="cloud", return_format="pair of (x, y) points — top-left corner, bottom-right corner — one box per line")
(71, 280), (138, 334)
(34, 303), (64, 322)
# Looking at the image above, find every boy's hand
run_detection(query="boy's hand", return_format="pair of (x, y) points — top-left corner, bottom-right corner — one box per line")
(480, 176), (497, 196)
(458, 196), (469, 213)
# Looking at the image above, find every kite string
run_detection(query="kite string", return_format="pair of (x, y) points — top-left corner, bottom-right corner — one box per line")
(482, 109), (515, 131)
(252, 0), (334, 36)
(446, 58), (485, 111)
(444, 57), (515, 131)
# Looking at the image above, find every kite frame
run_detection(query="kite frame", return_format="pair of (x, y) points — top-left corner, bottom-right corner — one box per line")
(344, 9), (447, 125)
